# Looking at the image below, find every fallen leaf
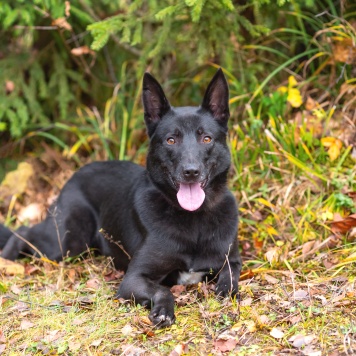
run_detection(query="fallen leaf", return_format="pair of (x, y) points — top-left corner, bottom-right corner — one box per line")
(293, 289), (308, 300)
(72, 317), (86, 326)
(0, 257), (25, 276)
(321, 137), (343, 161)
(85, 278), (101, 290)
(68, 341), (81, 351)
(264, 273), (279, 284)
(169, 343), (189, 356)
(20, 320), (35, 330)
(10, 285), (22, 295)
(290, 315), (302, 324)
(213, 338), (237, 352)
(330, 214), (356, 235)
(301, 240), (316, 256)
(121, 324), (134, 336)
(240, 297), (253, 306)
(289, 334), (315, 348)
(314, 295), (327, 306)
(0, 330), (6, 343)
(171, 285), (186, 297)
(270, 327), (285, 339)
(0, 162), (34, 197)
(332, 38), (356, 64)
(265, 247), (280, 265)
(90, 338), (103, 347)
(305, 96), (318, 110)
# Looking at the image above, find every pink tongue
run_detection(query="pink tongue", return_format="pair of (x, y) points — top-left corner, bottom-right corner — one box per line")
(177, 183), (205, 211)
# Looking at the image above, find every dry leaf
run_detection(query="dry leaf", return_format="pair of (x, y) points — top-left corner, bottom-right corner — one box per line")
(330, 214), (356, 235)
(170, 285), (186, 297)
(0, 330), (6, 343)
(0, 257), (25, 276)
(332, 38), (356, 64)
(121, 324), (134, 336)
(0, 162), (34, 197)
(71, 46), (95, 56)
(305, 96), (317, 110)
(265, 247), (280, 265)
(213, 338), (237, 352)
(169, 343), (189, 356)
(10, 285), (21, 295)
(65, 1), (71, 17)
(270, 327), (285, 339)
(90, 338), (103, 347)
(52, 18), (72, 31)
(85, 278), (101, 290)
(293, 289), (308, 300)
(20, 320), (35, 330)
(240, 297), (253, 306)
(264, 273), (279, 284)
(301, 240), (316, 256)
(289, 334), (315, 348)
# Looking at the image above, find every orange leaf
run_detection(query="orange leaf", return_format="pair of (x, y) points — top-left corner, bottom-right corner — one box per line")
(330, 214), (356, 235)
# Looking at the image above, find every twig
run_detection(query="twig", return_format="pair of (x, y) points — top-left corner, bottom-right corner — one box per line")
(99, 228), (131, 260)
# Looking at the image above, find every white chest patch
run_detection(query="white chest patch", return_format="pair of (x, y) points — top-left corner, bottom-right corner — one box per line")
(177, 271), (206, 285)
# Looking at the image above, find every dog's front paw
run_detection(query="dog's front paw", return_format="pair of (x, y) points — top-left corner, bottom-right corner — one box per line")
(149, 306), (176, 328)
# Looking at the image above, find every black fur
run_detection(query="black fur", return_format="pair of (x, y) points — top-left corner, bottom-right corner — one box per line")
(0, 69), (241, 327)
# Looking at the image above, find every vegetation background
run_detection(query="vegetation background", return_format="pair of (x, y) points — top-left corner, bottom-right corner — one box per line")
(0, 0), (355, 354)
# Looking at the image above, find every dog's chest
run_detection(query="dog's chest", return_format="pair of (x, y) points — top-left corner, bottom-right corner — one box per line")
(177, 269), (206, 285)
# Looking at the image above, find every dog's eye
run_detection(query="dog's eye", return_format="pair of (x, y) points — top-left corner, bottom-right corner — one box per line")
(167, 137), (176, 145)
(203, 136), (212, 143)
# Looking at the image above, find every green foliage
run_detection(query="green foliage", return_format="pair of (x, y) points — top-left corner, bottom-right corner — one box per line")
(88, 0), (272, 64)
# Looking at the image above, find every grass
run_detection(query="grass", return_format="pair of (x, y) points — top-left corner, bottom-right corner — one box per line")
(1, 253), (355, 354)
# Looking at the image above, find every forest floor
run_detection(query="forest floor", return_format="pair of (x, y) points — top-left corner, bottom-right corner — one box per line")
(0, 125), (355, 355)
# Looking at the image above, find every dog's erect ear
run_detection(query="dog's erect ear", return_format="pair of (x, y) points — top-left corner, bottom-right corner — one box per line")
(201, 68), (230, 125)
(142, 72), (171, 136)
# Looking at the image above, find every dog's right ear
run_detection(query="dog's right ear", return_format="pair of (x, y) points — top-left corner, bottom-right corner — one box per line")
(142, 73), (171, 136)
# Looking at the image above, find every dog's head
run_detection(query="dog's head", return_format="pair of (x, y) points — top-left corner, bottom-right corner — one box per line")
(143, 69), (231, 212)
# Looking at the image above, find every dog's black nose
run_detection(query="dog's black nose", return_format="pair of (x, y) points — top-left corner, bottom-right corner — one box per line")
(183, 166), (200, 178)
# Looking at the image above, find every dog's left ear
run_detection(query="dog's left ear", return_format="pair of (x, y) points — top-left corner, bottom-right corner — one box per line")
(201, 68), (230, 126)
(142, 72), (171, 136)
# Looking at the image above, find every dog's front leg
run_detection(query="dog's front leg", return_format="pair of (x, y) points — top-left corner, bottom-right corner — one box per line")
(115, 247), (179, 328)
(215, 240), (242, 298)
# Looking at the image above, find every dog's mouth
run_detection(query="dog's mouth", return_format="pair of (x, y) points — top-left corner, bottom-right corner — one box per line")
(167, 170), (212, 211)
(176, 182), (205, 211)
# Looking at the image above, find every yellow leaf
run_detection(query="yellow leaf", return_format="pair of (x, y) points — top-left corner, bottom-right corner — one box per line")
(321, 137), (336, 147)
(328, 144), (341, 161)
(322, 137), (343, 161)
(288, 75), (298, 87)
(267, 225), (278, 236)
(287, 88), (303, 108)
(257, 198), (276, 209)
(277, 86), (288, 93)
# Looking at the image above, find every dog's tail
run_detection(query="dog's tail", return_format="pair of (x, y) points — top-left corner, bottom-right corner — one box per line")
(0, 224), (14, 249)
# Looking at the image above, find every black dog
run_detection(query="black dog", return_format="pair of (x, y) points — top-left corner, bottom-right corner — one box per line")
(0, 69), (241, 327)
